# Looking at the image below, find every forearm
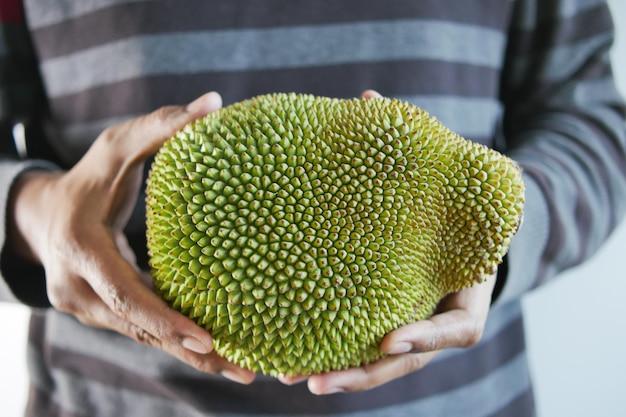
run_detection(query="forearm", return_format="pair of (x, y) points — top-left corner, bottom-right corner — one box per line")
(496, 0), (626, 303)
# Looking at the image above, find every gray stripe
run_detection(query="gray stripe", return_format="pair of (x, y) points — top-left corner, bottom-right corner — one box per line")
(24, 0), (152, 29)
(40, 300), (522, 380)
(50, 95), (500, 159)
(556, 0), (608, 17)
(31, 347), (530, 417)
(516, 0), (609, 29)
(29, 0), (512, 60)
(500, 175), (550, 305)
(40, 20), (505, 98)
(519, 142), (583, 267)
(28, 303), (525, 414)
(42, 313), (215, 381)
(398, 95), (502, 140)
(28, 358), (209, 417)
(509, 32), (614, 85)
(327, 353), (530, 417)
(571, 76), (625, 107)
(543, 33), (614, 81)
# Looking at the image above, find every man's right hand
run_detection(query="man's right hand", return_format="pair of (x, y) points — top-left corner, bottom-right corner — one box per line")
(7, 92), (256, 384)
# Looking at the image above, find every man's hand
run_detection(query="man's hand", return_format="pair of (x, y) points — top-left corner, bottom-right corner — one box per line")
(7, 92), (255, 384)
(280, 273), (496, 394)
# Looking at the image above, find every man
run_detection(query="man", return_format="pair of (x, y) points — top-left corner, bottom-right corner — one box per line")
(1, 1), (625, 415)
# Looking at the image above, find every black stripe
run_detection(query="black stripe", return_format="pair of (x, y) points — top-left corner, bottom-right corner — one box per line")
(47, 60), (500, 124)
(38, 310), (527, 414)
(0, 22), (48, 119)
(31, 0), (511, 60)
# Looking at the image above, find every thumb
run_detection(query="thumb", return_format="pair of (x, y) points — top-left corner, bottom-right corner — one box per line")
(128, 91), (223, 160)
(361, 89), (383, 99)
(81, 91), (223, 183)
(70, 91), (222, 227)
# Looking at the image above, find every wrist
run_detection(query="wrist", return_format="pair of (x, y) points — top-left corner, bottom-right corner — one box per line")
(7, 170), (62, 263)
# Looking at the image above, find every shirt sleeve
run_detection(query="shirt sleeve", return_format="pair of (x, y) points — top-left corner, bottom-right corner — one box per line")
(496, 0), (626, 304)
(0, 2), (58, 307)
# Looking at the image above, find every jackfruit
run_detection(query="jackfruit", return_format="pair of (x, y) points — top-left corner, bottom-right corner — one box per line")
(146, 93), (524, 376)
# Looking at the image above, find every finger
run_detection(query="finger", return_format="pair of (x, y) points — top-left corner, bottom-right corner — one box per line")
(80, 91), (223, 183)
(381, 310), (483, 355)
(77, 235), (256, 384)
(54, 273), (254, 384)
(307, 351), (439, 395)
(361, 89), (383, 99)
(75, 230), (215, 354)
(437, 273), (497, 314)
(71, 92), (223, 228)
(116, 90), (222, 160)
(381, 275), (497, 355)
(277, 374), (309, 385)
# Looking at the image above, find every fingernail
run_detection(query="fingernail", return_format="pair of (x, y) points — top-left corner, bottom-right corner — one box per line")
(186, 91), (222, 113)
(182, 337), (210, 354)
(387, 341), (412, 355)
(318, 386), (345, 395)
(278, 374), (308, 385)
(221, 369), (252, 384)
(362, 89), (383, 99)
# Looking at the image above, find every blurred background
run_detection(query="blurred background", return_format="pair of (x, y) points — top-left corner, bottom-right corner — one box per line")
(1, 1), (625, 416)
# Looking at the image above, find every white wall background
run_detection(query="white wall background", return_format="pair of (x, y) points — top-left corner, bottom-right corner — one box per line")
(1, 2), (625, 416)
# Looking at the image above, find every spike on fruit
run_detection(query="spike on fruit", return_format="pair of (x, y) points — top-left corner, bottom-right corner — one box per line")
(146, 93), (525, 376)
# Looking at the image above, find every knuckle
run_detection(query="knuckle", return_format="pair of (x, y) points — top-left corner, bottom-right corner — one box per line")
(50, 292), (77, 314)
(344, 367), (385, 393)
(97, 125), (120, 147)
(152, 106), (175, 121)
(184, 354), (212, 372)
(144, 319), (170, 342)
(405, 320), (442, 353)
(168, 347), (218, 374)
(104, 283), (132, 318)
(462, 321), (484, 348)
(130, 325), (161, 348)
(342, 383), (370, 393)
(46, 274), (78, 313)
(149, 106), (180, 131)
(428, 329), (443, 352)
(59, 223), (87, 250)
(421, 321), (442, 352)
(125, 315), (184, 352)
(51, 219), (94, 263)
(75, 313), (99, 328)
(404, 353), (427, 373)
(94, 126), (129, 167)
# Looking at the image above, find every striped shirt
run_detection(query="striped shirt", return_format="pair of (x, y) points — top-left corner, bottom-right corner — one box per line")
(1, 1), (625, 416)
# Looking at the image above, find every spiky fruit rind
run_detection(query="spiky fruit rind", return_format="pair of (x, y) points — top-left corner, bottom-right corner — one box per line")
(146, 93), (524, 376)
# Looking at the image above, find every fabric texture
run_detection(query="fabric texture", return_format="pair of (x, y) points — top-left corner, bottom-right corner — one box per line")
(1, 0), (625, 416)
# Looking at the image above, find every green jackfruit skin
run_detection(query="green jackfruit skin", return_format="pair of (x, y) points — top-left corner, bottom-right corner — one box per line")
(146, 93), (525, 376)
